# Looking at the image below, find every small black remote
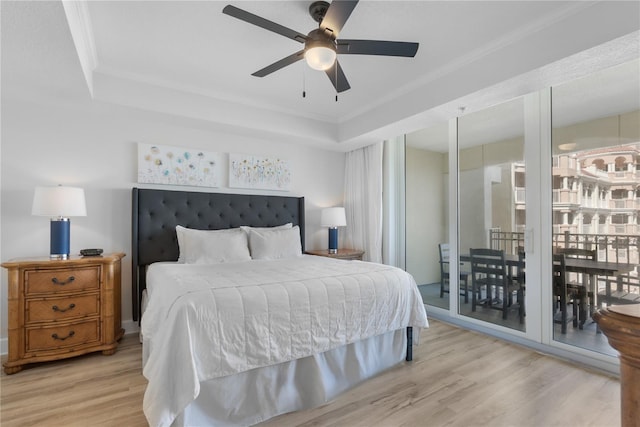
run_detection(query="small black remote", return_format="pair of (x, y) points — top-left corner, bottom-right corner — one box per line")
(80, 248), (103, 257)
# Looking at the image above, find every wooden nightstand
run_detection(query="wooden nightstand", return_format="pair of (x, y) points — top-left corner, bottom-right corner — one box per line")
(1, 253), (125, 374)
(305, 249), (365, 261)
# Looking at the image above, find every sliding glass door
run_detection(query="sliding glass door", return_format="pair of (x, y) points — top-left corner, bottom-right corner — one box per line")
(398, 58), (638, 369)
(551, 60), (640, 354)
(405, 122), (449, 309)
(458, 97), (526, 331)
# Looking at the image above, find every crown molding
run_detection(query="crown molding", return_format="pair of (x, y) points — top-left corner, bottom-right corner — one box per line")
(62, 0), (98, 97)
(91, 70), (340, 148)
(94, 65), (338, 125)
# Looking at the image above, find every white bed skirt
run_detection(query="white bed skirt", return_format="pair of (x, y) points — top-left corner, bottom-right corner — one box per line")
(171, 328), (408, 427)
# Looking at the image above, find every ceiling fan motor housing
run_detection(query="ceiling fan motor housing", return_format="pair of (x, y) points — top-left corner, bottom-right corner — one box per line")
(309, 1), (330, 23)
(305, 28), (337, 51)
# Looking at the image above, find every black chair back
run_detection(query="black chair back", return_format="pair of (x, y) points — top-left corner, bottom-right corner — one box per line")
(470, 248), (507, 284)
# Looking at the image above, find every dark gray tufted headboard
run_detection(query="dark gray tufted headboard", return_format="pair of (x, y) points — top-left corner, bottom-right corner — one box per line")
(131, 187), (305, 321)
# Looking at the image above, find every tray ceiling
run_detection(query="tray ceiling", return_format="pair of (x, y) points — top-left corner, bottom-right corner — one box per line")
(4, 1), (640, 151)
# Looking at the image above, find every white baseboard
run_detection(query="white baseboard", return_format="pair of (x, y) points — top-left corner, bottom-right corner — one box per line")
(1, 320), (140, 357)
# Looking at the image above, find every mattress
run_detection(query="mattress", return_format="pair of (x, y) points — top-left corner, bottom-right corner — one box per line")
(142, 255), (428, 427)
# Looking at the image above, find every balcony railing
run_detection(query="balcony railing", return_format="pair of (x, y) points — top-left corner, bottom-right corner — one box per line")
(552, 190), (578, 204)
(489, 230), (640, 264)
(489, 229), (640, 306)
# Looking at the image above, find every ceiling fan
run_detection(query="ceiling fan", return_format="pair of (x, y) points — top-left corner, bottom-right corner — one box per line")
(222, 0), (419, 94)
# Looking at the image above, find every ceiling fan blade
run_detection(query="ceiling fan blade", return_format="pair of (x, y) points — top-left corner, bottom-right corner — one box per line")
(325, 60), (351, 93)
(223, 5), (308, 43)
(252, 50), (305, 77)
(337, 39), (419, 57)
(320, 1), (358, 38)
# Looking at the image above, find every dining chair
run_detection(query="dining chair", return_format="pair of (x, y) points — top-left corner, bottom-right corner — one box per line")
(555, 247), (595, 328)
(552, 254), (585, 334)
(470, 248), (524, 322)
(438, 243), (472, 303)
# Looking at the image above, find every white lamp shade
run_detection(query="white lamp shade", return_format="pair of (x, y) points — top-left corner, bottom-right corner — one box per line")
(32, 186), (87, 217)
(321, 207), (346, 227)
(305, 46), (337, 71)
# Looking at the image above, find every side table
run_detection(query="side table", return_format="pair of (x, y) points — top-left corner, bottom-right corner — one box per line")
(305, 248), (365, 261)
(2, 253), (125, 374)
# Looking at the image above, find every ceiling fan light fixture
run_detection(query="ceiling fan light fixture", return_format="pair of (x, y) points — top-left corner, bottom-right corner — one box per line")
(305, 45), (336, 71)
(223, 1), (419, 93)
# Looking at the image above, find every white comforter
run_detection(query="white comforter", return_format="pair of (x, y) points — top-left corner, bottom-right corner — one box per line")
(142, 255), (428, 427)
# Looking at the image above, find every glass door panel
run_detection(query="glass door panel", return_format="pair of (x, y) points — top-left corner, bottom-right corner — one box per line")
(405, 122), (450, 309)
(551, 59), (640, 354)
(458, 97), (526, 331)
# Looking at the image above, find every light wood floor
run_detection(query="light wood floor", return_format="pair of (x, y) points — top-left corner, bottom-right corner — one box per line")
(1, 320), (620, 427)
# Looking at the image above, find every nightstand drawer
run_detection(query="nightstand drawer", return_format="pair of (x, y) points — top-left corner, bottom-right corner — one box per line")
(26, 294), (100, 323)
(26, 319), (100, 353)
(25, 266), (100, 295)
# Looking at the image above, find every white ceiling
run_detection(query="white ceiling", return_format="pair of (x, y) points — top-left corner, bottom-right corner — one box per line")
(3, 1), (640, 152)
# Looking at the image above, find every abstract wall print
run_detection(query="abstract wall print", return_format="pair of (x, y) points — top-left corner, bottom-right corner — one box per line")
(138, 143), (222, 187)
(229, 154), (292, 191)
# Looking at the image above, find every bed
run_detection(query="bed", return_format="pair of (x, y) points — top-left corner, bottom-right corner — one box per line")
(132, 188), (428, 427)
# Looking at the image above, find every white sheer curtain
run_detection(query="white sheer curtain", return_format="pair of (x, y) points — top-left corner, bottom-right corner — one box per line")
(344, 142), (383, 263)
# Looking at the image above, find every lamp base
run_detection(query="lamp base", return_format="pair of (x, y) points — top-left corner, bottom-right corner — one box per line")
(50, 218), (71, 260)
(328, 227), (338, 254)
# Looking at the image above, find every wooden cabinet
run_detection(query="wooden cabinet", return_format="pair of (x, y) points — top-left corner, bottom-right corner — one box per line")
(305, 248), (365, 261)
(2, 253), (125, 374)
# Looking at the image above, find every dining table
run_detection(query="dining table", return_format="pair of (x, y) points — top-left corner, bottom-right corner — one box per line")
(460, 251), (636, 326)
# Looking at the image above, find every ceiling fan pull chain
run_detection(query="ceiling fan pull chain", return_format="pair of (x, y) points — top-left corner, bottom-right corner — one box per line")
(335, 63), (338, 102)
(302, 66), (306, 98)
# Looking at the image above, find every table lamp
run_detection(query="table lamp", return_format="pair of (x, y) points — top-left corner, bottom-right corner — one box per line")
(320, 207), (346, 254)
(32, 186), (87, 259)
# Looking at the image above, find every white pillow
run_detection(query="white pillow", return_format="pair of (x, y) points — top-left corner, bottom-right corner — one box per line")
(248, 226), (302, 260)
(176, 226), (251, 264)
(239, 222), (293, 235)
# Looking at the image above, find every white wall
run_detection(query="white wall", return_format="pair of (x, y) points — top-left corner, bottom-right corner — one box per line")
(0, 96), (346, 348)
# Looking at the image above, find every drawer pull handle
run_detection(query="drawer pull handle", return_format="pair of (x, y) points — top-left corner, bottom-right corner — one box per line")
(51, 276), (75, 286)
(52, 303), (76, 313)
(51, 331), (75, 341)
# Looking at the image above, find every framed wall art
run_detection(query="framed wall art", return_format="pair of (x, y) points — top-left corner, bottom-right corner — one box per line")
(138, 143), (222, 188)
(229, 154), (292, 191)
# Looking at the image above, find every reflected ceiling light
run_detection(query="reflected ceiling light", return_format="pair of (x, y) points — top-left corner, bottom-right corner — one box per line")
(304, 41), (336, 71)
(558, 142), (577, 151)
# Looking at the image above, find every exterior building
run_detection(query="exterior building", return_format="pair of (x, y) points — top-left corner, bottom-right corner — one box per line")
(498, 142), (639, 270)
(552, 143), (639, 266)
